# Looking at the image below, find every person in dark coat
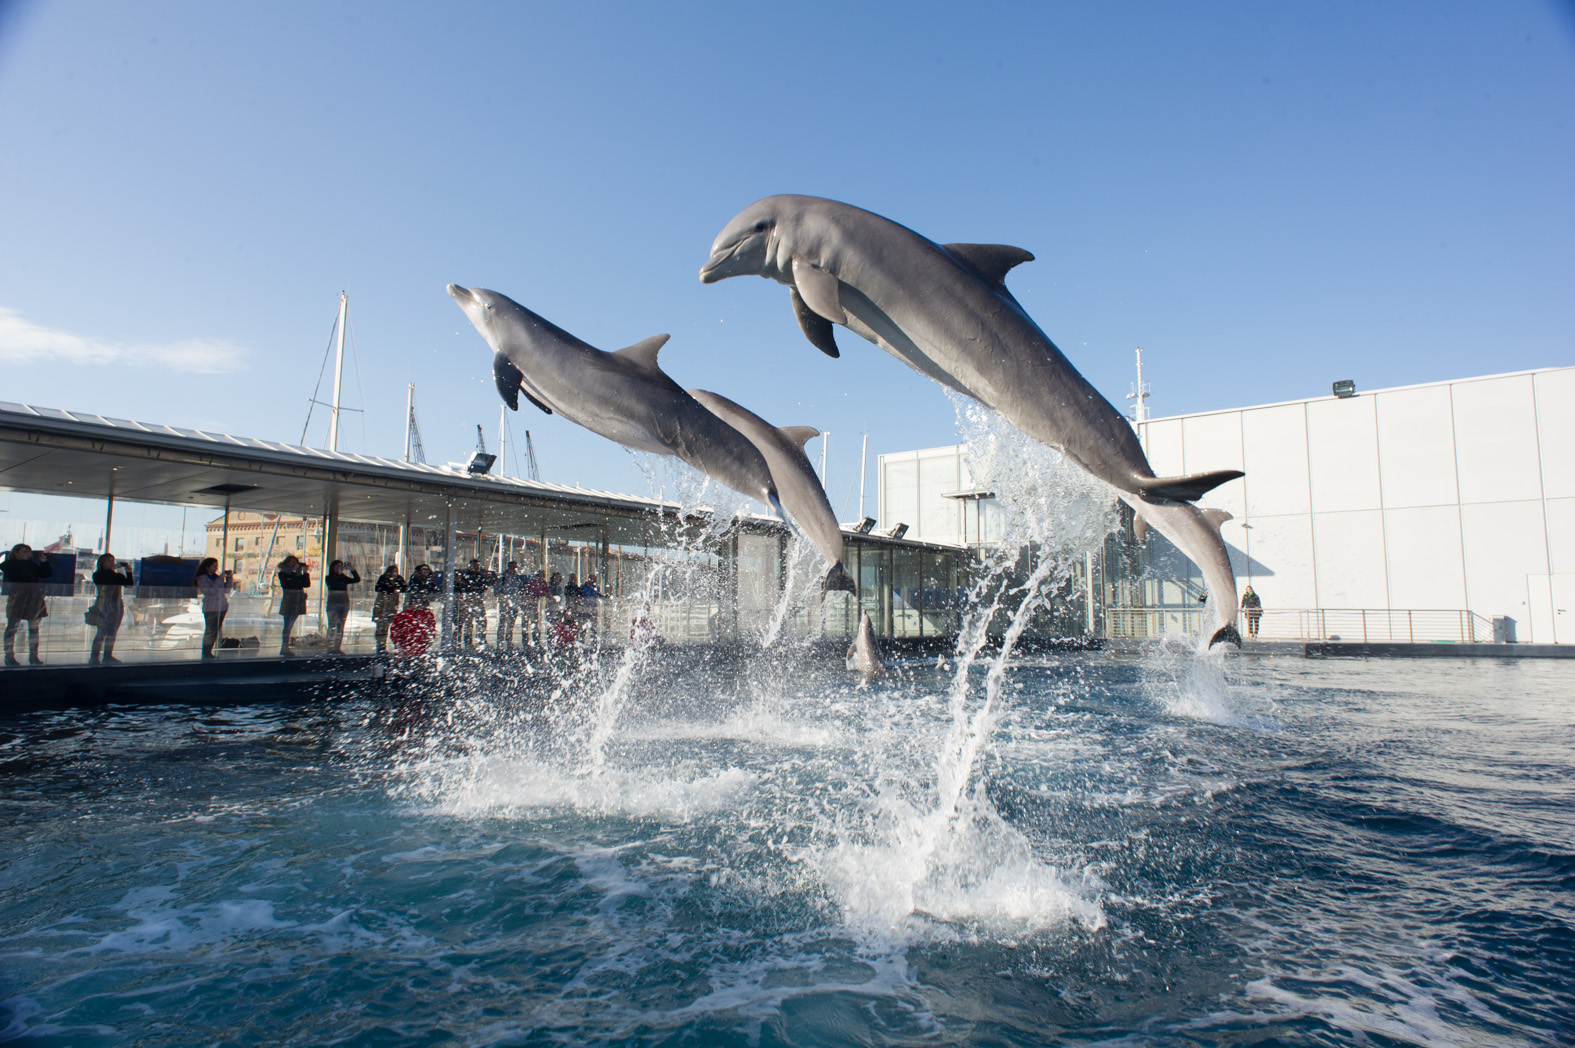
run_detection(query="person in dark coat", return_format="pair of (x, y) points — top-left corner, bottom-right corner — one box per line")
(89, 552), (135, 664)
(405, 564), (438, 610)
(324, 560), (361, 654)
(455, 559), (495, 649)
(276, 555), (310, 656)
(494, 561), (524, 650)
(372, 564), (407, 654)
(1240, 585), (1263, 639)
(2, 543), (52, 666)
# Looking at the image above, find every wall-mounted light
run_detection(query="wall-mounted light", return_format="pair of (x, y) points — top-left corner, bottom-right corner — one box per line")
(886, 523), (909, 539)
(855, 517), (877, 534)
(1332, 379), (1356, 399)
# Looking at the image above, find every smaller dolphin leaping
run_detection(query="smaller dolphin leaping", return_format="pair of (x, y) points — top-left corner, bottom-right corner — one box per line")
(449, 285), (785, 517)
(687, 389), (854, 594)
(846, 611), (886, 683)
(701, 196), (1244, 647)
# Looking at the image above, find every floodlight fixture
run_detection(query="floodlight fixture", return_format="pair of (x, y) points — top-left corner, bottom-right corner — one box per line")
(1332, 379), (1356, 399)
(855, 517), (877, 534)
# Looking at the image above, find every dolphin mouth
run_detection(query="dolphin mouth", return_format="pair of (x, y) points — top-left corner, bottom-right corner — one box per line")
(447, 283), (475, 303)
(699, 241), (744, 283)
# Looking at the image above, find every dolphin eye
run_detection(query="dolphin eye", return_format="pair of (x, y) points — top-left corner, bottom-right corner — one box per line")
(753, 221), (769, 233)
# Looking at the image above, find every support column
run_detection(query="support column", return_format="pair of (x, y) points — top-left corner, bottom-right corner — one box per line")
(440, 501), (457, 652)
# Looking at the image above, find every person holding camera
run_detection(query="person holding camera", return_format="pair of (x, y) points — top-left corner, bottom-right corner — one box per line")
(2, 542), (53, 666)
(193, 557), (233, 660)
(325, 559), (361, 655)
(89, 553), (135, 664)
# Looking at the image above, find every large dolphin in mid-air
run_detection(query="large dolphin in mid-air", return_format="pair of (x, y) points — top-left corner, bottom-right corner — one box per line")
(449, 285), (785, 518)
(700, 195), (1244, 647)
(687, 389), (855, 594)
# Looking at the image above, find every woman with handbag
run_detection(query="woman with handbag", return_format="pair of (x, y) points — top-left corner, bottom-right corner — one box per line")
(89, 553), (134, 664)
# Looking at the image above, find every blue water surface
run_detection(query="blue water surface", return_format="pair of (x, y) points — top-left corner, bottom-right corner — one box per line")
(1, 651), (1571, 1046)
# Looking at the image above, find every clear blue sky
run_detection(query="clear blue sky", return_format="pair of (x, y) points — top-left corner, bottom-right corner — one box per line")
(1, 1), (1570, 515)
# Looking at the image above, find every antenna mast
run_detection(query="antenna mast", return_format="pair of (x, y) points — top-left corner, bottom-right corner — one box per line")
(1127, 346), (1150, 425)
(523, 431), (541, 481)
(405, 384), (427, 464)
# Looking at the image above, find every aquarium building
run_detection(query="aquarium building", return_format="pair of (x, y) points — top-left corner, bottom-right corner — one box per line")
(878, 365), (1574, 644)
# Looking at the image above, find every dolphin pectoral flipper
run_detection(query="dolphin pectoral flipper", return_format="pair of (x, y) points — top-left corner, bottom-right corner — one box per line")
(493, 352), (525, 411)
(792, 257), (847, 325)
(942, 243), (1035, 286)
(1137, 469), (1245, 503)
(791, 287), (841, 358)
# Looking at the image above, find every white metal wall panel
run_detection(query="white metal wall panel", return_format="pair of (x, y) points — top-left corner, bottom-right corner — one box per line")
(1241, 514), (1317, 609)
(1552, 574), (1575, 644)
(1460, 500), (1549, 634)
(1141, 418), (1184, 478)
(1242, 405), (1310, 517)
(1182, 412), (1246, 519)
(1307, 396), (1382, 513)
(1525, 576), (1555, 644)
(1544, 497), (1575, 574)
(1375, 385), (1459, 509)
(1534, 370), (1575, 499)
(916, 451), (959, 542)
(1312, 510), (1389, 608)
(1382, 505), (1467, 609)
(1452, 376), (1543, 504)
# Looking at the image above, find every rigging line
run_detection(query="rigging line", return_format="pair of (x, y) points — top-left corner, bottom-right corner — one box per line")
(300, 304), (341, 445)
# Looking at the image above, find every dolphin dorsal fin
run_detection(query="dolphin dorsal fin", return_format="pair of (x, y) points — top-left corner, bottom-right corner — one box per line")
(778, 426), (819, 449)
(615, 334), (671, 372)
(944, 243), (1035, 286)
(1201, 507), (1233, 532)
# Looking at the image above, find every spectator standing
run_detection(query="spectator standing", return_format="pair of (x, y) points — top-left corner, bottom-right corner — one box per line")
(405, 564), (438, 610)
(2, 543), (53, 666)
(372, 564), (407, 654)
(523, 568), (551, 646)
(578, 573), (603, 636)
(455, 559), (495, 648)
(325, 560), (361, 654)
(1241, 586), (1263, 639)
(276, 556), (310, 656)
(495, 561), (524, 650)
(193, 557), (233, 660)
(89, 553), (134, 664)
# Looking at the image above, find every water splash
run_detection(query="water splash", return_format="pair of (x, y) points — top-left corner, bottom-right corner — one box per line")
(814, 401), (1120, 937)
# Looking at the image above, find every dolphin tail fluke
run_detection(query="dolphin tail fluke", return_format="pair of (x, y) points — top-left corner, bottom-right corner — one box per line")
(823, 562), (856, 594)
(1209, 622), (1243, 649)
(1137, 469), (1244, 502)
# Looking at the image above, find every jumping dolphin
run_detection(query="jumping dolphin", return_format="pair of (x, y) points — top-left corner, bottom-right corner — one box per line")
(700, 195), (1244, 647)
(846, 610), (886, 683)
(449, 285), (786, 518)
(686, 389), (855, 594)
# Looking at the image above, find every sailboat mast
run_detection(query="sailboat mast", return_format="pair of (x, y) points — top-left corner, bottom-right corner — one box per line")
(328, 292), (348, 452)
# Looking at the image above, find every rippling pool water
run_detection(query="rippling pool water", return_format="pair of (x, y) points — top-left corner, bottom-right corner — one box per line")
(2, 650), (1571, 1046)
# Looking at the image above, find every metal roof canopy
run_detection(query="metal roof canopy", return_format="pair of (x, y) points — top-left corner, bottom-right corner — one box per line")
(0, 402), (682, 546)
(0, 402), (965, 556)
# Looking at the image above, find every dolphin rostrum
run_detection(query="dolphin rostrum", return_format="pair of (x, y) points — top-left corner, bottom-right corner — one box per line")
(846, 610), (886, 683)
(700, 195), (1244, 647)
(687, 389), (855, 594)
(449, 285), (785, 519)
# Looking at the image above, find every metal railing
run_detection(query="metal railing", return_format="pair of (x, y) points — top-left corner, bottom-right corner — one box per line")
(1105, 607), (1495, 644)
